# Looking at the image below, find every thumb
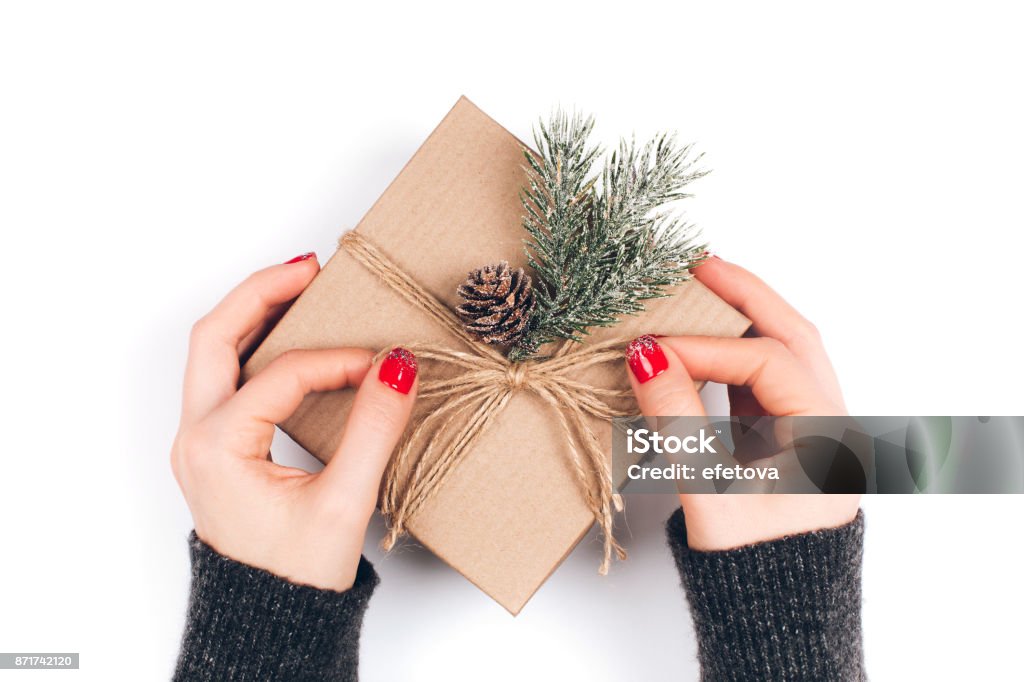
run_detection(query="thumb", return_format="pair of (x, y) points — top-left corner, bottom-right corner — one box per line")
(626, 335), (708, 425)
(627, 336), (720, 500)
(317, 347), (418, 522)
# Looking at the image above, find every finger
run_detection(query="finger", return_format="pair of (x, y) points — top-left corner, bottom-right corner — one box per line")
(694, 257), (845, 407)
(728, 384), (767, 417)
(238, 253), (318, 357)
(728, 329), (769, 416)
(239, 299), (293, 365)
(221, 348), (373, 429)
(658, 336), (842, 416)
(625, 337), (722, 500)
(693, 257), (814, 350)
(182, 254), (319, 425)
(318, 347), (419, 518)
(625, 336), (707, 424)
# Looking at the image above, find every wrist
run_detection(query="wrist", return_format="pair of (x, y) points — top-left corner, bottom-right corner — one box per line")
(678, 494), (861, 551)
(193, 525), (368, 592)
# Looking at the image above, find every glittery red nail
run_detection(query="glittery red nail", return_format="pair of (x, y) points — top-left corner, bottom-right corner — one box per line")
(379, 347), (417, 394)
(284, 252), (316, 264)
(626, 335), (668, 384)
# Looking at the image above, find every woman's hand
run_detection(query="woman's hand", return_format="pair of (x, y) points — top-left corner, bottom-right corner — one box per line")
(171, 253), (418, 591)
(626, 256), (860, 551)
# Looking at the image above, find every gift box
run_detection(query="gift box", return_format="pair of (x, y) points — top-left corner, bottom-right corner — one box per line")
(242, 96), (750, 614)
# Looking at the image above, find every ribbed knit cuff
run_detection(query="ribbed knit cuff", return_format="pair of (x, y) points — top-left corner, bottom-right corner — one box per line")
(666, 509), (866, 682)
(174, 532), (379, 682)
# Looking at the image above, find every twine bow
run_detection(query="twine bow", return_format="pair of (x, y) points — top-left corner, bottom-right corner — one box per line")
(340, 231), (637, 574)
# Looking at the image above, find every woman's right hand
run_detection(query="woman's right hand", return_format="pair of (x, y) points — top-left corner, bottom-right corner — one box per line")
(625, 256), (860, 551)
(171, 253), (419, 592)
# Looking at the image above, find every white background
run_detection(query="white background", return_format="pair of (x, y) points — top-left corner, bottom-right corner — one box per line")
(2, 1), (1023, 680)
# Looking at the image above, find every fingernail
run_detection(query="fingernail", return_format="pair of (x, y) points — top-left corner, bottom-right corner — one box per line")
(284, 252), (316, 264)
(626, 335), (668, 384)
(379, 347), (417, 394)
(711, 254), (722, 261)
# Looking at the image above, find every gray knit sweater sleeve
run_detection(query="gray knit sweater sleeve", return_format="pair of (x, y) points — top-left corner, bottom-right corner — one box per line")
(176, 514), (864, 681)
(666, 509), (866, 681)
(174, 532), (378, 682)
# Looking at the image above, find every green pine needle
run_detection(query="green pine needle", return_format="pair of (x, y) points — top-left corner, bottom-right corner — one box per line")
(509, 110), (709, 361)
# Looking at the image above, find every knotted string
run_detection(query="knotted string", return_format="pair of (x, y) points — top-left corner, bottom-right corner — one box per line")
(339, 231), (636, 574)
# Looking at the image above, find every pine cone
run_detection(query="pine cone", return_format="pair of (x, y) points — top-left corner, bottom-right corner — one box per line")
(456, 262), (535, 345)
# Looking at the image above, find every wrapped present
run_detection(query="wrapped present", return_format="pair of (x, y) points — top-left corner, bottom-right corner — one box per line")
(242, 97), (750, 614)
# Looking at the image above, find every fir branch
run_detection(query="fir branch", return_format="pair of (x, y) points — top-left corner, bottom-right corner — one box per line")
(510, 112), (709, 361)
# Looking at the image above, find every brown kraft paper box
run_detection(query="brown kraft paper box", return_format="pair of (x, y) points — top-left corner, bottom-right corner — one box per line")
(242, 96), (751, 614)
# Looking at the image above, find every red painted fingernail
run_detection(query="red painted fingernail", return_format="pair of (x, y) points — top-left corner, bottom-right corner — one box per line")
(379, 347), (417, 394)
(626, 335), (668, 384)
(284, 252), (316, 264)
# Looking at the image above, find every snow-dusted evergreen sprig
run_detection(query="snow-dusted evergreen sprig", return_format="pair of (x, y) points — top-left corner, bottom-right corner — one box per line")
(509, 111), (709, 361)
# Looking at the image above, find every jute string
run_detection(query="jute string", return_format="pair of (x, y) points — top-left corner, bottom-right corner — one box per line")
(339, 231), (637, 574)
